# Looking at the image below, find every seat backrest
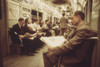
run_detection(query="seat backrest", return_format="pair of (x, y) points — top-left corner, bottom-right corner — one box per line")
(57, 37), (98, 67)
(90, 37), (98, 67)
(73, 37), (98, 67)
(8, 28), (23, 47)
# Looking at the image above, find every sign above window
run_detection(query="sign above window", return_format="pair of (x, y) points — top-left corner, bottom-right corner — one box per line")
(12, 0), (23, 3)
(24, 0), (33, 4)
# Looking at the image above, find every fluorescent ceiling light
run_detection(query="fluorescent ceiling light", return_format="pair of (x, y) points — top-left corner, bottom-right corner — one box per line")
(73, 0), (77, 4)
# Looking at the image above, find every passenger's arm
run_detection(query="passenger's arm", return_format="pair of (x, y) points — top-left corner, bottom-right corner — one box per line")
(25, 26), (36, 34)
(51, 29), (92, 56)
(28, 26), (36, 34)
(10, 26), (19, 38)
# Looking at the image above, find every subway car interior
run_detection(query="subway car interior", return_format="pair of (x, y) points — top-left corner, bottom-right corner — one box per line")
(0, 0), (100, 67)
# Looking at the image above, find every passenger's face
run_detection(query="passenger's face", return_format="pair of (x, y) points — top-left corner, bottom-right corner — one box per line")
(72, 15), (79, 26)
(20, 20), (25, 26)
(36, 20), (39, 24)
(27, 19), (31, 24)
(46, 21), (49, 24)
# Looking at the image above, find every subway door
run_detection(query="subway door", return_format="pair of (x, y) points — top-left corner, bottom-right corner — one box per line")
(0, 0), (8, 65)
(96, 9), (100, 67)
(92, 8), (100, 67)
(0, 0), (3, 66)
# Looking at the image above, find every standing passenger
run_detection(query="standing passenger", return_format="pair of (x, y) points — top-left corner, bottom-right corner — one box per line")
(60, 13), (68, 35)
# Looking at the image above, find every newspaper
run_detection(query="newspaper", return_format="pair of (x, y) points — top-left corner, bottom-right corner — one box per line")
(24, 33), (37, 40)
(40, 36), (66, 48)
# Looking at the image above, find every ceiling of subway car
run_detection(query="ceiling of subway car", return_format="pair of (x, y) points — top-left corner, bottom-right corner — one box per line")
(42, 0), (86, 7)
(40, 0), (87, 11)
(52, 0), (70, 5)
(43, 0), (71, 5)
(41, 0), (86, 6)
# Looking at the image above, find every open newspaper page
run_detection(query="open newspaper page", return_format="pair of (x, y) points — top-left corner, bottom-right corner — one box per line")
(40, 36), (66, 48)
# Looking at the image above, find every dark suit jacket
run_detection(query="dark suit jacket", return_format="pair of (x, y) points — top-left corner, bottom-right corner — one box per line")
(45, 21), (97, 67)
(23, 25), (36, 34)
(10, 24), (25, 44)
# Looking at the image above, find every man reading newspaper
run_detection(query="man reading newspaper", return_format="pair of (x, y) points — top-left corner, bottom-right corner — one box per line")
(43, 11), (97, 67)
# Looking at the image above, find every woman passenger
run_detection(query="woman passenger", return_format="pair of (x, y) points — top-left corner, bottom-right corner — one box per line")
(22, 18), (37, 55)
(32, 19), (44, 49)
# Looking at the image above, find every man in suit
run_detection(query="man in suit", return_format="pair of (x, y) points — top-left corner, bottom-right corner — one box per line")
(10, 18), (25, 44)
(43, 11), (97, 67)
(10, 18), (25, 54)
(60, 13), (68, 35)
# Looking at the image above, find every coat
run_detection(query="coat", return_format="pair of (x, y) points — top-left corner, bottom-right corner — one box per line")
(9, 24), (25, 44)
(60, 16), (68, 28)
(44, 21), (97, 67)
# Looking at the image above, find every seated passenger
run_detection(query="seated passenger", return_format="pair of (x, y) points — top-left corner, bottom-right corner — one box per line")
(43, 11), (97, 67)
(42, 20), (53, 36)
(31, 19), (44, 49)
(9, 18), (25, 54)
(24, 18), (36, 34)
(22, 18), (36, 55)
(32, 19), (41, 32)
(52, 22), (60, 36)
(42, 20), (49, 30)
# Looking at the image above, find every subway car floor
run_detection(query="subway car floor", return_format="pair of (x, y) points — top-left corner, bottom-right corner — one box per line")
(3, 46), (48, 67)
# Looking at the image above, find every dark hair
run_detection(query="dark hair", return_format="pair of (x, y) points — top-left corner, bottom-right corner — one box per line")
(25, 18), (29, 25)
(74, 11), (85, 20)
(34, 18), (39, 22)
(62, 13), (65, 16)
(18, 18), (24, 22)
(45, 20), (49, 23)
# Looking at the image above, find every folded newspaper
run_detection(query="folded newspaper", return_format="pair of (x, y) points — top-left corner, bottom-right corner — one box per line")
(24, 33), (37, 40)
(40, 36), (66, 48)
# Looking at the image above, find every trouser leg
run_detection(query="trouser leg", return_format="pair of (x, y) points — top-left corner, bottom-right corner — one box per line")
(43, 53), (54, 67)
(60, 28), (66, 35)
(20, 47), (24, 55)
(43, 52), (59, 67)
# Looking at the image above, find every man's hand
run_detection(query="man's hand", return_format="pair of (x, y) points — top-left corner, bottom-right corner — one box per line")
(46, 49), (59, 64)
(48, 46), (54, 51)
(19, 35), (24, 39)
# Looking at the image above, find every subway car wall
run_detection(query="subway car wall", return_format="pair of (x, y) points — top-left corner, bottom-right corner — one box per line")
(7, 0), (61, 28)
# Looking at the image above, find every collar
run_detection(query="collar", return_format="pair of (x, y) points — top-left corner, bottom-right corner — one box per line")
(77, 20), (86, 28)
(18, 23), (21, 28)
(77, 20), (89, 30)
